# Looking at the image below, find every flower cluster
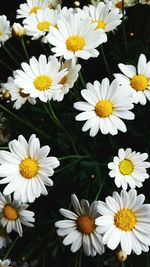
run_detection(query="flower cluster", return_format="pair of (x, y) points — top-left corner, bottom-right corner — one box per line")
(0, 0), (149, 266)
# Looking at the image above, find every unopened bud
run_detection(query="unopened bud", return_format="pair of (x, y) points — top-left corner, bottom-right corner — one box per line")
(12, 23), (25, 37)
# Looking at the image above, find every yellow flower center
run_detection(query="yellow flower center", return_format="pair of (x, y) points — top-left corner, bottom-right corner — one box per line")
(3, 204), (18, 220)
(66, 36), (85, 52)
(20, 158), (39, 179)
(37, 21), (51, 31)
(76, 215), (95, 234)
(130, 75), (148, 91)
(0, 31), (3, 36)
(59, 76), (67, 85)
(33, 75), (52, 91)
(30, 6), (41, 14)
(119, 159), (134, 175)
(93, 20), (105, 29)
(95, 100), (113, 117)
(115, 1), (124, 8)
(114, 208), (136, 231)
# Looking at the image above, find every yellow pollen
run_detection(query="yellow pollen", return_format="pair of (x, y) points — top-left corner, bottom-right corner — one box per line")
(114, 208), (136, 231)
(33, 75), (52, 91)
(119, 159), (134, 175)
(3, 204), (18, 220)
(0, 31), (3, 36)
(37, 21), (51, 31)
(95, 100), (113, 118)
(66, 36), (85, 52)
(30, 6), (40, 14)
(115, 1), (124, 8)
(59, 76), (67, 85)
(93, 20), (105, 29)
(130, 75), (148, 91)
(20, 158), (39, 179)
(76, 215), (95, 234)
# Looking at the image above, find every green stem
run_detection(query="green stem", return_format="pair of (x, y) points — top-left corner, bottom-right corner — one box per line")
(2, 43), (20, 66)
(79, 71), (86, 87)
(100, 45), (112, 80)
(0, 59), (13, 71)
(122, 0), (128, 54)
(0, 146), (9, 150)
(0, 104), (50, 140)
(8, 42), (25, 61)
(59, 155), (89, 161)
(47, 102), (78, 155)
(3, 235), (20, 260)
(95, 175), (106, 200)
(21, 37), (29, 60)
(78, 250), (82, 267)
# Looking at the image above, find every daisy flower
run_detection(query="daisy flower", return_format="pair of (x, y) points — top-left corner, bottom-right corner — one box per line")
(14, 54), (67, 102)
(16, 0), (48, 19)
(0, 134), (60, 203)
(46, 14), (107, 63)
(96, 189), (150, 255)
(0, 259), (10, 267)
(52, 60), (81, 101)
(114, 54), (150, 105)
(2, 74), (36, 110)
(108, 148), (150, 190)
(0, 15), (11, 46)
(0, 193), (35, 237)
(110, 0), (135, 9)
(55, 194), (105, 256)
(23, 8), (58, 42)
(46, 0), (61, 9)
(0, 224), (11, 249)
(74, 78), (134, 137)
(76, 2), (122, 41)
(12, 23), (26, 37)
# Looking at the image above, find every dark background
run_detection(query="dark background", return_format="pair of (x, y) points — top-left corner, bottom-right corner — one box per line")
(0, 1), (150, 267)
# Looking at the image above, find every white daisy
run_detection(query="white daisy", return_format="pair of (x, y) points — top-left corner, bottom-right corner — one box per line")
(96, 189), (150, 255)
(0, 193), (35, 237)
(108, 148), (150, 190)
(23, 8), (58, 42)
(12, 23), (26, 37)
(76, 2), (122, 41)
(2, 74), (36, 110)
(46, 0), (61, 9)
(74, 78), (134, 137)
(110, 0), (135, 9)
(139, 0), (150, 5)
(0, 15), (11, 46)
(52, 60), (81, 101)
(114, 54), (150, 105)
(55, 194), (105, 256)
(16, 0), (48, 19)
(0, 224), (11, 249)
(14, 54), (67, 102)
(46, 13), (107, 63)
(0, 134), (60, 203)
(57, 6), (74, 20)
(0, 259), (10, 267)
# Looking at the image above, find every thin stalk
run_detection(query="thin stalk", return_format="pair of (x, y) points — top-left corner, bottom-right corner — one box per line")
(95, 175), (106, 200)
(47, 102), (78, 155)
(8, 42), (25, 61)
(0, 59), (13, 71)
(100, 45), (112, 80)
(2, 44), (20, 66)
(0, 146), (9, 150)
(79, 71), (86, 87)
(59, 155), (89, 161)
(3, 235), (20, 260)
(0, 104), (50, 140)
(122, 0), (128, 54)
(21, 37), (29, 60)
(78, 250), (82, 267)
